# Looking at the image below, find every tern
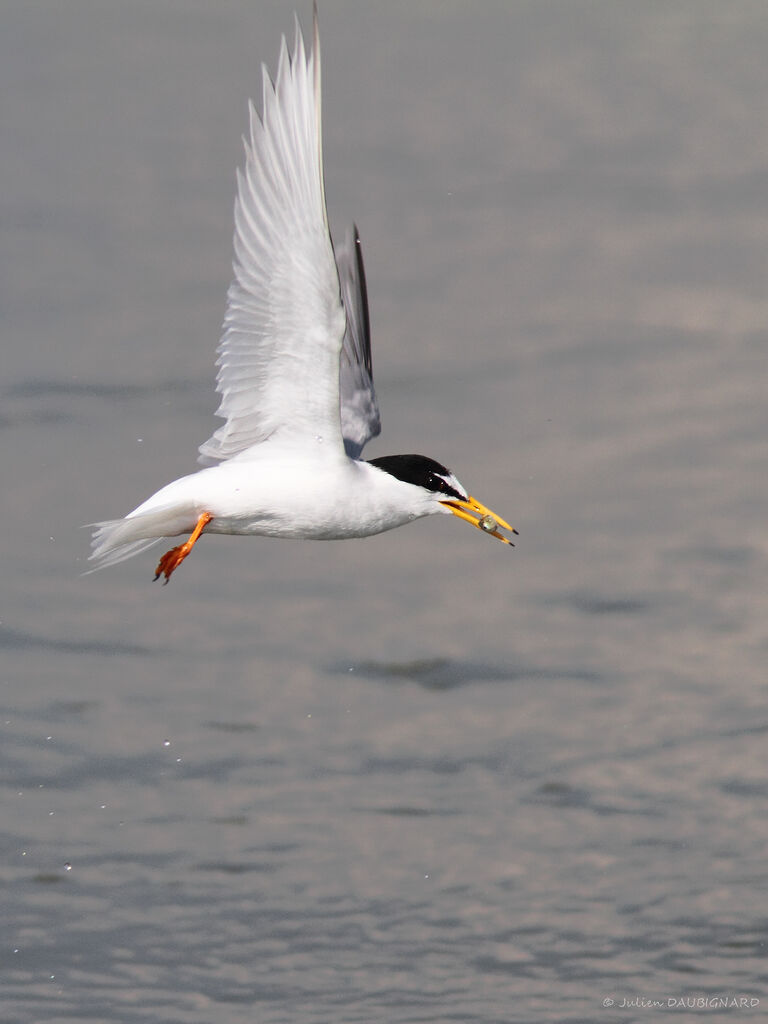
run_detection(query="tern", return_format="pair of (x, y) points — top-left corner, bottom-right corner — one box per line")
(89, 7), (516, 583)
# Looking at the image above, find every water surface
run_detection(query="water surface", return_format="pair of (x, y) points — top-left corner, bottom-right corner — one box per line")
(3, 2), (767, 1021)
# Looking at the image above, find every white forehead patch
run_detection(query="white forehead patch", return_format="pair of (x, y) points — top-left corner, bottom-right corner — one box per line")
(437, 472), (468, 500)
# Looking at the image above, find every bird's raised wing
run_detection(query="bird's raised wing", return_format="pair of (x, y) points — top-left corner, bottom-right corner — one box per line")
(199, 10), (346, 467)
(335, 225), (381, 459)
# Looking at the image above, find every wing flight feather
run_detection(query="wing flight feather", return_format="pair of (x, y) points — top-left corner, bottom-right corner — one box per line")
(199, 9), (346, 466)
(335, 225), (381, 458)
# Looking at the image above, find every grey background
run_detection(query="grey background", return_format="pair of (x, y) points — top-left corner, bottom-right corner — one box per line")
(3, 2), (767, 1021)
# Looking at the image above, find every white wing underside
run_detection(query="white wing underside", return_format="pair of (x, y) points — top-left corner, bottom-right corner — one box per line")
(199, 11), (349, 466)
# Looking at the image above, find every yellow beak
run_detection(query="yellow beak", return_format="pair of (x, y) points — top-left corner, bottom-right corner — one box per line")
(439, 496), (518, 546)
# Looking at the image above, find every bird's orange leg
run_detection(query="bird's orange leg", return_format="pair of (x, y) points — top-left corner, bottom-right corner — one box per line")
(154, 512), (212, 584)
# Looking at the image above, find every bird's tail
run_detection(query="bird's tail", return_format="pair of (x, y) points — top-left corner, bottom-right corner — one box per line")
(85, 518), (164, 573)
(86, 501), (199, 574)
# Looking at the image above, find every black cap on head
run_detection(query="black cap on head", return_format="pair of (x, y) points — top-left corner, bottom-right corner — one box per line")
(368, 454), (465, 500)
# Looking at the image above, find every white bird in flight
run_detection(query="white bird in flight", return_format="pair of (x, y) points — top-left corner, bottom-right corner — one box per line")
(89, 7), (516, 583)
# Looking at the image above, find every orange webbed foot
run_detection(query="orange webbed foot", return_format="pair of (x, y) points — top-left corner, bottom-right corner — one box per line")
(153, 512), (212, 584)
(154, 543), (189, 584)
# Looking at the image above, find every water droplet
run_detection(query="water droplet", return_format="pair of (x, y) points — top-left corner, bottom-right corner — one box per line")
(64, 863), (72, 872)
(479, 514), (498, 534)
(163, 740), (171, 748)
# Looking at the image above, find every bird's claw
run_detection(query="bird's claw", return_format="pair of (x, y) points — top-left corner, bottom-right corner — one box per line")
(153, 511), (212, 584)
(154, 543), (189, 584)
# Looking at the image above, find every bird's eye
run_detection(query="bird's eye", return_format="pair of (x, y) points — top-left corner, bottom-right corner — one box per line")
(431, 473), (463, 500)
